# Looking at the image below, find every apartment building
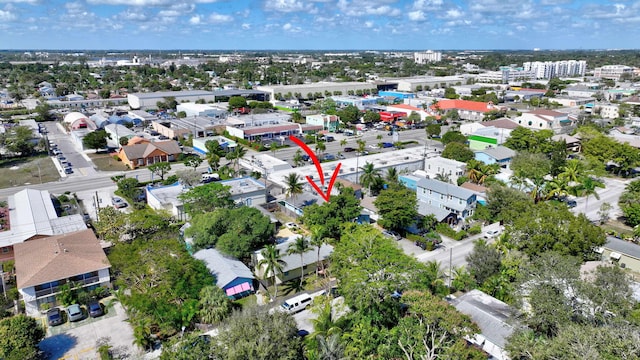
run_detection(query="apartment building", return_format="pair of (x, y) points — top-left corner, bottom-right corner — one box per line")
(523, 60), (587, 79)
(416, 178), (477, 223)
(594, 65), (635, 80)
(414, 50), (442, 64)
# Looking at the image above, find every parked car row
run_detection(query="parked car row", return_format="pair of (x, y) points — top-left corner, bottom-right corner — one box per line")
(46, 301), (104, 327)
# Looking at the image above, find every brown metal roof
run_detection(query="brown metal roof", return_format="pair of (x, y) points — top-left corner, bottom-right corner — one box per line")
(15, 229), (111, 289)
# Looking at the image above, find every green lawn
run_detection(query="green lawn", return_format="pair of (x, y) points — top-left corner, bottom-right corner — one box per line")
(0, 155), (60, 188)
(88, 153), (130, 172)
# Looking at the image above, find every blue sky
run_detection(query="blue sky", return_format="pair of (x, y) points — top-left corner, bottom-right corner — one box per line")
(0, 0), (638, 50)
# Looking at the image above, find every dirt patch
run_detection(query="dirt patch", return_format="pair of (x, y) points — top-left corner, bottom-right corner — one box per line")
(0, 156), (60, 188)
(89, 153), (130, 172)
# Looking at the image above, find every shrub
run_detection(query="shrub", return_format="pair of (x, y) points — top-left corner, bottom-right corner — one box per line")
(468, 224), (482, 235)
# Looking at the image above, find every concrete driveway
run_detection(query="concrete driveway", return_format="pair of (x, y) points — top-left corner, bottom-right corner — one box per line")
(39, 301), (140, 360)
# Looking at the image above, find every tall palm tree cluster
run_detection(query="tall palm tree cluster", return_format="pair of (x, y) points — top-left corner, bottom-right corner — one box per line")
(526, 159), (604, 206)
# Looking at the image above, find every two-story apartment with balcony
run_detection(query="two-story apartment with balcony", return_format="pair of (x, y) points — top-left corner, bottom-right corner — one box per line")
(416, 178), (477, 224)
(514, 109), (572, 133)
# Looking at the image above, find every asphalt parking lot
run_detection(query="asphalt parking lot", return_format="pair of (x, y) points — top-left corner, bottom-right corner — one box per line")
(39, 301), (139, 360)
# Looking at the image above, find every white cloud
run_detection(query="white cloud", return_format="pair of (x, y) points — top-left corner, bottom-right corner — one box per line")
(209, 12), (232, 23)
(241, 23), (250, 29)
(0, 9), (16, 21)
(408, 10), (425, 21)
(189, 15), (201, 25)
(0, 0), (40, 3)
(338, 0), (401, 17)
(364, 20), (373, 28)
(445, 9), (462, 18)
(119, 11), (148, 21)
(265, 0), (312, 13)
(282, 22), (301, 32)
(86, 0), (215, 5)
(283, 23), (292, 30)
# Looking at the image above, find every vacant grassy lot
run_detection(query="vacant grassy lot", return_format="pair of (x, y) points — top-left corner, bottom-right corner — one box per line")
(88, 153), (129, 172)
(0, 155), (59, 188)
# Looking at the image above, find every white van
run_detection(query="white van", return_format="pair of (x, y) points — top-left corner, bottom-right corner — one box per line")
(280, 293), (312, 314)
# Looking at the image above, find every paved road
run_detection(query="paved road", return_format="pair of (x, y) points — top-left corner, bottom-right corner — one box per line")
(570, 177), (629, 222)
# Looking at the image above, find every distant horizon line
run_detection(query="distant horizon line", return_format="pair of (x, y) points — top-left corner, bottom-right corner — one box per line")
(1, 48), (639, 53)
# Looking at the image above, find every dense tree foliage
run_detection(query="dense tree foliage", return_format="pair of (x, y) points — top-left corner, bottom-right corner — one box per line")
(209, 308), (304, 360)
(619, 179), (640, 226)
(94, 206), (174, 242)
(374, 184), (418, 231)
(108, 235), (213, 344)
(0, 125), (37, 156)
(0, 315), (45, 360)
(178, 182), (234, 215)
(185, 206), (274, 259)
(440, 130), (467, 145)
(442, 142), (474, 162)
(82, 129), (110, 151)
(301, 188), (362, 240)
(504, 127), (554, 153)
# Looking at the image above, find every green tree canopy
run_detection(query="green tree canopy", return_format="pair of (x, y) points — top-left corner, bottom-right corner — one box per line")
(374, 184), (418, 231)
(442, 142), (474, 162)
(228, 96), (248, 110)
(178, 182), (234, 215)
(185, 206), (274, 260)
(0, 315), (45, 360)
(148, 162), (172, 181)
(301, 188), (362, 240)
(336, 105), (360, 124)
(441, 130), (467, 145)
(82, 129), (111, 151)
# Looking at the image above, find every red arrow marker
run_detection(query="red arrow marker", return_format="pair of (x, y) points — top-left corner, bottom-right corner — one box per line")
(289, 135), (342, 202)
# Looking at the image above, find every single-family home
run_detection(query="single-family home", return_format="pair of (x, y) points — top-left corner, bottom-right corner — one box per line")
(15, 229), (111, 316)
(551, 134), (581, 153)
(219, 177), (267, 206)
(416, 178), (477, 224)
(117, 140), (182, 169)
(596, 236), (640, 272)
(514, 109), (572, 133)
(253, 236), (333, 284)
(305, 114), (341, 132)
(146, 182), (188, 220)
(192, 135), (237, 156)
(474, 146), (517, 168)
(279, 193), (325, 217)
(194, 248), (255, 300)
(449, 290), (518, 360)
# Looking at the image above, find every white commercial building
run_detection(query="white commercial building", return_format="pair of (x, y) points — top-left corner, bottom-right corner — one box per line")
(256, 82), (376, 103)
(593, 65), (635, 80)
(176, 103), (227, 118)
(523, 60), (587, 79)
(128, 90), (217, 110)
(414, 50), (442, 64)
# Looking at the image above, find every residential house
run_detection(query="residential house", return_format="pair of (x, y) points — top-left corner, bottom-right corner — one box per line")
(192, 135), (237, 155)
(117, 139), (182, 169)
(551, 134), (581, 153)
(474, 146), (517, 168)
(15, 229), (111, 315)
(431, 99), (497, 121)
(514, 109), (572, 133)
(467, 123), (515, 150)
(416, 178), (477, 224)
(460, 182), (488, 206)
(194, 248), (255, 299)
(0, 189), (87, 262)
(305, 114), (341, 132)
(597, 236), (640, 272)
(449, 290), (518, 360)
(424, 157), (466, 184)
(253, 236), (333, 285)
(279, 193), (324, 217)
(219, 177), (267, 206)
(332, 178), (363, 199)
(146, 182), (187, 220)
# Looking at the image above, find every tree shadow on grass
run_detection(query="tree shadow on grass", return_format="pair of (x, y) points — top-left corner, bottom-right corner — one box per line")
(39, 333), (78, 360)
(281, 279), (306, 296)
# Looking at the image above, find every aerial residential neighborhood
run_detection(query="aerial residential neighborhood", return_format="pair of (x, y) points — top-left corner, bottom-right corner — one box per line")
(1, 3), (640, 360)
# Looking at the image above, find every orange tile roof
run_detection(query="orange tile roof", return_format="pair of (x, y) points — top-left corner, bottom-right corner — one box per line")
(389, 104), (424, 112)
(432, 100), (492, 113)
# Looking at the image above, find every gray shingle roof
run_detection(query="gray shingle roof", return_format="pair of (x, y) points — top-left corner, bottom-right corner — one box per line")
(416, 178), (475, 200)
(605, 236), (640, 260)
(194, 248), (254, 289)
(449, 289), (517, 348)
(475, 146), (516, 161)
(417, 201), (454, 221)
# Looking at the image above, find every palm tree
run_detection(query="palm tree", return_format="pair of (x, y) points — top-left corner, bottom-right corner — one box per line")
(228, 146), (247, 176)
(284, 173), (304, 201)
(309, 225), (329, 277)
(576, 177), (604, 212)
(530, 176), (547, 204)
(466, 159), (483, 184)
(355, 139), (367, 184)
(205, 140), (225, 171)
(545, 178), (569, 200)
(257, 244), (287, 301)
(287, 236), (311, 287)
(339, 138), (347, 149)
(317, 334), (347, 360)
(559, 159), (583, 184)
(293, 149), (305, 167)
(315, 141), (326, 156)
(385, 167), (399, 184)
(434, 171), (451, 183)
(359, 162), (381, 195)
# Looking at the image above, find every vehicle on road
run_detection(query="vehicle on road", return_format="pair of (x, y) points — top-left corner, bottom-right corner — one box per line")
(47, 308), (64, 327)
(381, 230), (400, 240)
(87, 301), (104, 318)
(382, 142), (394, 148)
(67, 304), (84, 322)
(64, 168), (74, 174)
(280, 293), (312, 314)
(337, 153), (346, 159)
(343, 147), (355, 152)
(369, 144), (379, 149)
(111, 196), (127, 209)
(484, 229), (501, 239)
(322, 154), (336, 161)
